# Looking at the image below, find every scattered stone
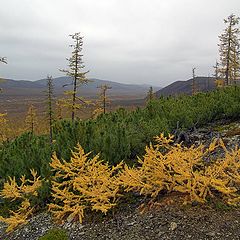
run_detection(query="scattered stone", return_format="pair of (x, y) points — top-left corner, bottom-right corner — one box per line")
(206, 231), (216, 237)
(157, 231), (164, 237)
(1, 207), (240, 240)
(127, 221), (136, 226)
(169, 222), (178, 231)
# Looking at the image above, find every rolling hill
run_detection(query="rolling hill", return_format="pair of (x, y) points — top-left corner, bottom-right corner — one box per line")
(0, 77), (161, 100)
(156, 77), (216, 97)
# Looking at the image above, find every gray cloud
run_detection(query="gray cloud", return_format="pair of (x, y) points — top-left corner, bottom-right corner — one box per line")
(0, 0), (239, 86)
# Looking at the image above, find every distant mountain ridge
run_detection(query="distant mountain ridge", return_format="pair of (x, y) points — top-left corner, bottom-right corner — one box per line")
(1, 76), (219, 100)
(0, 77), (161, 99)
(156, 77), (216, 97)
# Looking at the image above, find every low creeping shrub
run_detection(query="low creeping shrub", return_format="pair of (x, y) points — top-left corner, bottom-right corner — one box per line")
(48, 144), (122, 223)
(0, 170), (42, 232)
(118, 134), (240, 205)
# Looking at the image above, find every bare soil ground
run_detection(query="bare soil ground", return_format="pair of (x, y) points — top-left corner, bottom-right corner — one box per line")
(1, 202), (239, 240)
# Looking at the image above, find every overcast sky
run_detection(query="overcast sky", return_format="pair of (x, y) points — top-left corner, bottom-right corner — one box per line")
(0, 0), (239, 87)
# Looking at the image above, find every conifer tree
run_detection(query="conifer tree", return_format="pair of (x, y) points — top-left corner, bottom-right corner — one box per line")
(213, 61), (224, 88)
(147, 86), (155, 102)
(213, 61), (220, 81)
(233, 45), (240, 84)
(0, 57), (7, 64)
(92, 84), (111, 118)
(45, 75), (54, 145)
(0, 58), (8, 140)
(56, 99), (63, 120)
(218, 14), (240, 85)
(25, 105), (37, 134)
(60, 33), (90, 121)
(0, 113), (8, 142)
(97, 84), (112, 114)
(191, 67), (197, 95)
(0, 57), (7, 92)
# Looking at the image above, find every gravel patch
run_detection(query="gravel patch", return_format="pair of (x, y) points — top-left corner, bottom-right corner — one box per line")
(1, 206), (240, 240)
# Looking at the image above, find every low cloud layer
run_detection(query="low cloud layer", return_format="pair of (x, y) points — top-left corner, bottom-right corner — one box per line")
(0, 0), (239, 87)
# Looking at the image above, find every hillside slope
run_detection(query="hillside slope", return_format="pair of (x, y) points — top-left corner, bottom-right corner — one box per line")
(156, 77), (216, 97)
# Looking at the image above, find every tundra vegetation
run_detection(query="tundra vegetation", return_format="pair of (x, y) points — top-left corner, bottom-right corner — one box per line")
(0, 14), (240, 234)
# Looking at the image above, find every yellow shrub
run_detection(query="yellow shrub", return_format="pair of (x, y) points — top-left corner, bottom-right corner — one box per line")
(49, 144), (122, 223)
(118, 134), (240, 205)
(0, 170), (42, 232)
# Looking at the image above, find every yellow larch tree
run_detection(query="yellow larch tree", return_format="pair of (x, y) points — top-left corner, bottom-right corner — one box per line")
(56, 99), (63, 120)
(92, 84), (112, 118)
(0, 57), (8, 138)
(0, 113), (9, 142)
(60, 32), (90, 121)
(213, 61), (225, 88)
(25, 105), (37, 134)
(118, 134), (240, 205)
(0, 170), (42, 232)
(49, 144), (122, 224)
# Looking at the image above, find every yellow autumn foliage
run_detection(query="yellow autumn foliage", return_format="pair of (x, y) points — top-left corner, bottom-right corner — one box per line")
(49, 144), (122, 224)
(118, 134), (240, 205)
(58, 90), (92, 118)
(0, 170), (42, 232)
(0, 113), (9, 142)
(25, 105), (38, 133)
(91, 107), (104, 119)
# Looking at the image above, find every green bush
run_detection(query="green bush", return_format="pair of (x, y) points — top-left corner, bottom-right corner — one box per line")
(0, 132), (51, 180)
(0, 133), (52, 207)
(52, 87), (240, 165)
(39, 228), (68, 240)
(1, 86), (240, 180)
(0, 86), (240, 212)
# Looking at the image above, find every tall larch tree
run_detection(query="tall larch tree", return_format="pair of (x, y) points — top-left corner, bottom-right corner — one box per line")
(0, 113), (8, 142)
(147, 86), (155, 102)
(232, 44), (240, 84)
(218, 14), (240, 85)
(60, 33), (90, 121)
(191, 67), (197, 95)
(92, 84), (112, 118)
(0, 57), (7, 92)
(25, 105), (37, 134)
(213, 61), (224, 88)
(97, 84), (112, 114)
(0, 57), (8, 141)
(56, 99), (63, 120)
(45, 75), (54, 145)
